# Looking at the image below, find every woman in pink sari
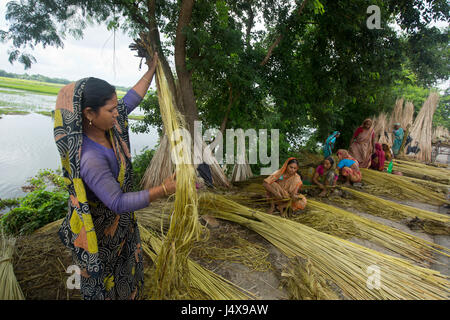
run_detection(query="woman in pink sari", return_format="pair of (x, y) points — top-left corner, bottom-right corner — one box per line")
(370, 143), (386, 171)
(263, 157), (307, 217)
(348, 118), (375, 168)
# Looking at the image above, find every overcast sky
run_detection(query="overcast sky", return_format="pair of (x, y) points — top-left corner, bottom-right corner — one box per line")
(0, 0), (151, 87)
(0, 0), (448, 91)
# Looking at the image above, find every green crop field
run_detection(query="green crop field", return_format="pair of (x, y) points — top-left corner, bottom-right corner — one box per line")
(0, 77), (63, 95)
(0, 77), (127, 97)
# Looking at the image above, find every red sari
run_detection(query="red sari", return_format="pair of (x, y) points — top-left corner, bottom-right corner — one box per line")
(348, 119), (375, 169)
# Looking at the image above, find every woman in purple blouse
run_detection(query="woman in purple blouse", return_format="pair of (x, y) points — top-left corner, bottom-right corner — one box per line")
(55, 53), (175, 300)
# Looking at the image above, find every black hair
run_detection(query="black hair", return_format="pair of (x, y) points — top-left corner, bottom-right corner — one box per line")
(81, 77), (116, 112)
(287, 159), (299, 166)
(324, 156), (334, 166)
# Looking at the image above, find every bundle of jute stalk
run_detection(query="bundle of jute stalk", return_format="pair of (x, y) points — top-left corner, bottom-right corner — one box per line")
(281, 257), (341, 300)
(198, 193), (450, 300)
(360, 168), (448, 205)
(395, 159), (449, 174)
(302, 200), (450, 264)
(400, 175), (449, 196)
(0, 233), (25, 300)
(340, 187), (450, 235)
(388, 98), (404, 130)
(401, 101), (415, 130)
(408, 92), (439, 162)
(392, 161), (450, 184)
(149, 62), (206, 299)
(373, 112), (392, 146)
(138, 225), (257, 300)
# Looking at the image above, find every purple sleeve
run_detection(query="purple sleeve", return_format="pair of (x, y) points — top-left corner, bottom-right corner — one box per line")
(122, 89), (143, 115)
(80, 152), (150, 214)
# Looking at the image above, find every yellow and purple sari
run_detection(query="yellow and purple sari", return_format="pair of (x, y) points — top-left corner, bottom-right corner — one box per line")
(54, 79), (143, 300)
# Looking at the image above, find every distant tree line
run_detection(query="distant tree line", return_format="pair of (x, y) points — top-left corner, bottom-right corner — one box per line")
(0, 69), (71, 84)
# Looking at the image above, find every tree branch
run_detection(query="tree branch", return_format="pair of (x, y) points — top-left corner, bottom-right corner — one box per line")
(260, 0), (309, 66)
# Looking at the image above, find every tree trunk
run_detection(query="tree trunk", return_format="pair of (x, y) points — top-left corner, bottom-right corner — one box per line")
(142, 0), (229, 188)
(175, 0), (198, 136)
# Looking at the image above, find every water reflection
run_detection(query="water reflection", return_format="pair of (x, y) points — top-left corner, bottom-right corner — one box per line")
(0, 113), (158, 199)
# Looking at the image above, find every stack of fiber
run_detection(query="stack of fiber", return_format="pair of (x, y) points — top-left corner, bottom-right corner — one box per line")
(0, 234), (25, 300)
(198, 193), (450, 300)
(408, 92), (439, 162)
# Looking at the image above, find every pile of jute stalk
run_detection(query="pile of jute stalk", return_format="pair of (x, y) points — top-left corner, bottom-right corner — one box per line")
(0, 233), (25, 300)
(303, 200), (450, 265)
(139, 225), (256, 300)
(198, 193), (450, 300)
(149, 62), (206, 299)
(360, 168), (448, 206)
(392, 161), (450, 185)
(340, 187), (450, 235)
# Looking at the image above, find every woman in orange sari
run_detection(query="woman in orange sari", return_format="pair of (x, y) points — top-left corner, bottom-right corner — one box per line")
(263, 158), (307, 216)
(348, 118), (375, 168)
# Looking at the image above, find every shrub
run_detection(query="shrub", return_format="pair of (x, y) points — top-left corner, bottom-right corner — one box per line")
(132, 147), (155, 191)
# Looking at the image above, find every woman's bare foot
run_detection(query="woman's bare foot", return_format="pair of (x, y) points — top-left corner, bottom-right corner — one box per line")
(267, 207), (275, 214)
(344, 182), (351, 187)
(319, 190), (327, 197)
(201, 215), (220, 228)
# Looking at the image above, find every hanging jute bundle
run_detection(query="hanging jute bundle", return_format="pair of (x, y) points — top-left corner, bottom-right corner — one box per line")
(149, 62), (206, 299)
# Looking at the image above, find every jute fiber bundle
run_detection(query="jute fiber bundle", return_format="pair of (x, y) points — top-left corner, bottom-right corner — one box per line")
(433, 126), (450, 143)
(150, 62), (206, 299)
(373, 112), (392, 146)
(408, 92), (439, 162)
(392, 160), (450, 184)
(231, 152), (253, 182)
(138, 225), (257, 300)
(198, 193), (450, 300)
(402, 101), (415, 129)
(281, 257), (341, 300)
(142, 125), (229, 190)
(303, 200), (450, 264)
(388, 98), (404, 130)
(341, 187), (450, 235)
(0, 234), (25, 300)
(137, 205), (271, 272)
(360, 168), (448, 205)
(141, 134), (174, 189)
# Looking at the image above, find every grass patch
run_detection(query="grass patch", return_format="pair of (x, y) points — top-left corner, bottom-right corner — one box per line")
(36, 110), (53, 117)
(0, 99), (29, 108)
(128, 115), (145, 120)
(0, 108), (30, 115)
(0, 89), (27, 96)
